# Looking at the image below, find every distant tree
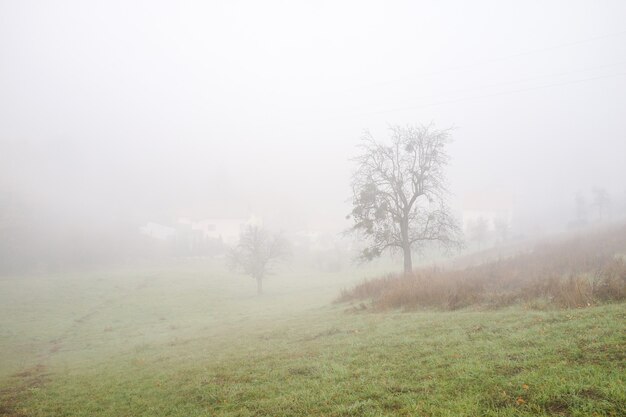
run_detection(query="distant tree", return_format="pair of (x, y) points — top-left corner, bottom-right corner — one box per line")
(592, 187), (611, 221)
(348, 124), (461, 275)
(0, 193), (34, 273)
(575, 191), (589, 225)
(493, 216), (510, 243)
(229, 225), (289, 295)
(468, 216), (489, 247)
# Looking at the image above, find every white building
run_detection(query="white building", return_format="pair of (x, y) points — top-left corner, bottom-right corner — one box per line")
(140, 222), (176, 241)
(176, 215), (261, 245)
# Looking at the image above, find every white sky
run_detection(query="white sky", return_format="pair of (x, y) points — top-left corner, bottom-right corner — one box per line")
(1, 0), (625, 233)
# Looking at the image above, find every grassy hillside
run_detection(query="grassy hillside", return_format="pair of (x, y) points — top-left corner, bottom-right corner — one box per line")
(339, 224), (626, 310)
(1, 235), (625, 416)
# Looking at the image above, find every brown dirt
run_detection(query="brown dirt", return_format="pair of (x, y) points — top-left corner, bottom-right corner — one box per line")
(0, 365), (49, 417)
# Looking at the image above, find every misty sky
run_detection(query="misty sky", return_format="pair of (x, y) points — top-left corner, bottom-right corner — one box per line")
(1, 1), (625, 234)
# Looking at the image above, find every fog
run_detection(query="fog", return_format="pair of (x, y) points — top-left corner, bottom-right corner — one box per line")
(1, 1), (626, 271)
(2, 4), (626, 415)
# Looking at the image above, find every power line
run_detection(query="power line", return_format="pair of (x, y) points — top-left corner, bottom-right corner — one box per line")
(358, 59), (626, 113)
(341, 29), (626, 92)
(360, 71), (626, 115)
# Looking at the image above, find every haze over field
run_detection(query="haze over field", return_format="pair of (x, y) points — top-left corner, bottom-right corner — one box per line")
(1, 3), (626, 416)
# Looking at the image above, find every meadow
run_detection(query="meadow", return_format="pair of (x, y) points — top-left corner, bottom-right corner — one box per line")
(1, 234), (625, 417)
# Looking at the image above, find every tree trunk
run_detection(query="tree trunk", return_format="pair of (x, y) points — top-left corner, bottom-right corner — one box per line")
(403, 244), (413, 275)
(256, 276), (263, 295)
(401, 215), (412, 275)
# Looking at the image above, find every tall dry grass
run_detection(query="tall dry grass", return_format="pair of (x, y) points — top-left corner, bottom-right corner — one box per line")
(337, 224), (626, 310)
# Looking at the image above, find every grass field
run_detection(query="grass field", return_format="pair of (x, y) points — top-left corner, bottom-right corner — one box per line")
(1, 259), (625, 416)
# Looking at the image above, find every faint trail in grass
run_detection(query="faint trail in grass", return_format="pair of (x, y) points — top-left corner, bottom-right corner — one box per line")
(1, 273), (162, 416)
(40, 273), (161, 359)
(0, 364), (49, 417)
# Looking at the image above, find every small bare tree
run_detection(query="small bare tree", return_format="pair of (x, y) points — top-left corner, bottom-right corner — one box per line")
(575, 191), (589, 225)
(348, 124), (461, 274)
(493, 216), (510, 243)
(229, 225), (289, 295)
(468, 216), (489, 248)
(592, 187), (611, 221)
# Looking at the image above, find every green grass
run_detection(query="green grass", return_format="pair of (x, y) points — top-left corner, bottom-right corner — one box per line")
(1, 260), (625, 416)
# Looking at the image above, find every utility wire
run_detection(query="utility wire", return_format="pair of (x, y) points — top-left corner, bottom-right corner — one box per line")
(361, 71), (626, 116)
(358, 59), (626, 111)
(342, 29), (626, 92)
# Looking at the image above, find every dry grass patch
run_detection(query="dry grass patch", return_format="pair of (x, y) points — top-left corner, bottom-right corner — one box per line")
(338, 224), (626, 310)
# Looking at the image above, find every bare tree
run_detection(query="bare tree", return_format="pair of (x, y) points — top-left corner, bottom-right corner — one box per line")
(348, 124), (461, 274)
(468, 216), (490, 248)
(575, 191), (589, 225)
(592, 187), (611, 221)
(229, 225), (289, 295)
(493, 216), (510, 243)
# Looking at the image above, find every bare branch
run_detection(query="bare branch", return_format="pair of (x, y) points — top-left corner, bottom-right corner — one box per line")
(348, 123), (461, 273)
(229, 225), (290, 294)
